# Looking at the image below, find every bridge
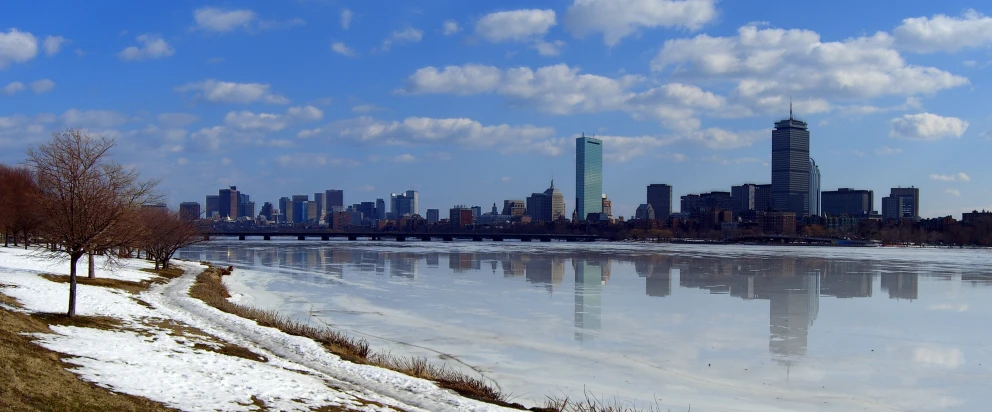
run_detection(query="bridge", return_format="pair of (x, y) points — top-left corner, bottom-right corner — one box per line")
(204, 231), (604, 243)
(724, 234), (874, 246)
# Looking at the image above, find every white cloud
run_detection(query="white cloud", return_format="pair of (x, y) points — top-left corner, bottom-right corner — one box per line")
(118, 34), (174, 61)
(874, 146), (902, 156)
(443, 20), (460, 36)
(534, 40), (565, 56)
(189, 126), (226, 151)
(2, 81), (25, 95)
(688, 128), (767, 149)
(565, 0), (717, 45)
(929, 172), (970, 182)
(913, 346), (964, 368)
(652, 24), (969, 114)
(0, 29), (38, 68)
(60, 109), (127, 128)
(945, 188), (961, 197)
(476, 9), (557, 43)
(340, 9), (353, 30)
(359, 184), (375, 192)
(379, 28), (423, 52)
(193, 8), (257, 32)
(224, 105), (323, 132)
(274, 153), (356, 168)
(175, 79), (289, 104)
(393, 153), (416, 163)
(894, 10), (992, 53)
(29, 79), (55, 94)
(890, 113), (968, 140)
(158, 113), (200, 127)
(43, 35), (67, 56)
(256, 18), (306, 31)
(351, 104), (388, 113)
(331, 41), (356, 57)
(400, 64), (504, 95)
(327, 116), (563, 156)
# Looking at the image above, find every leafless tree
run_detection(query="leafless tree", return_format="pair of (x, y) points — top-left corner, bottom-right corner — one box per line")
(0, 165), (44, 248)
(27, 130), (158, 317)
(140, 208), (203, 270)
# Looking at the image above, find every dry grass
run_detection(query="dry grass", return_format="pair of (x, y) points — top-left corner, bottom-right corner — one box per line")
(40, 266), (185, 296)
(542, 391), (671, 412)
(0, 298), (175, 411)
(190, 266), (520, 408)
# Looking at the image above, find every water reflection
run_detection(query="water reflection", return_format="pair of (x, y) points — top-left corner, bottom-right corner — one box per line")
(178, 243), (952, 361)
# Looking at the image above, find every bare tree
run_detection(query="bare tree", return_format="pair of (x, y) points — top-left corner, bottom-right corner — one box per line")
(0, 165), (44, 248)
(28, 130), (158, 317)
(140, 208), (203, 270)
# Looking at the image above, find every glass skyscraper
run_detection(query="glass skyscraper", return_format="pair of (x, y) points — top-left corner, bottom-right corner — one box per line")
(575, 135), (603, 221)
(771, 108), (811, 217)
(808, 158), (821, 217)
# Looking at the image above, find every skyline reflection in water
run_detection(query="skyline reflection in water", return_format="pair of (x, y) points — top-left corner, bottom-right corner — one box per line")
(178, 241), (992, 411)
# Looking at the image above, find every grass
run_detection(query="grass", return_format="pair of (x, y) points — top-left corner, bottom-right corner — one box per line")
(40, 266), (185, 296)
(190, 265), (526, 409)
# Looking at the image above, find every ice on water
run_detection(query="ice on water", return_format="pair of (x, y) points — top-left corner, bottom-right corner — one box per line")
(180, 241), (992, 411)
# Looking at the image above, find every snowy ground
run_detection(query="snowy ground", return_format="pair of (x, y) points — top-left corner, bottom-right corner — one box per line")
(0, 247), (515, 412)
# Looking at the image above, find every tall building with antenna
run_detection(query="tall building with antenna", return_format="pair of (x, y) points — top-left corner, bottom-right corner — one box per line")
(771, 104), (811, 217)
(575, 134), (603, 221)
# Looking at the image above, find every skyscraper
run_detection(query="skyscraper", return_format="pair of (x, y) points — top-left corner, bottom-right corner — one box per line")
(405, 190), (419, 216)
(205, 195), (219, 219)
(809, 158), (821, 217)
(325, 189), (344, 211)
(882, 187), (920, 221)
(526, 180), (566, 222)
(575, 135), (603, 221)
(375, 198), (386, 220)
(179, 202), (201, 221)
(771, 106), (811, 216)
(218, 186), (239, 219)
(822, 188), (873, 217)
(646, 184), (672, 222)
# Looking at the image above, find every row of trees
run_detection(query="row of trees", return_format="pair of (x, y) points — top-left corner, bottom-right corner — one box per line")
(1, 130), (202, 316)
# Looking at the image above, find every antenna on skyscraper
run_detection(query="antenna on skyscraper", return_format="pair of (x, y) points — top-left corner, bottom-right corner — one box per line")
(789, 97), (793, 120)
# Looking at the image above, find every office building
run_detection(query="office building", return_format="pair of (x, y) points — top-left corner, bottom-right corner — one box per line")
(471, 206), (482, 219)
(635, 204), (655, 220)
(325, 189), (344, 210)
(601, 194), (612, 220)
(450, 205), (473, 227)
(646, 184), (672, 222)
(218, 186), (239, 219)
(375, 199), (386, 220)
(391, 191), (418, 217)
(179, 202), (201, 221)
(426, 209), (440, 224)
(732, 184), (758, 216)
(576, 135), (603, 221)
(291, 195), (309, 223)
(771, 107), (811, 216)
(205, 195), (219, 219)
(358, 202), (376, 223)
(809, 158), (821, 216)
(755, 184), (772, 211)
(681, 191), (733, 214)
(526, 180), (566, 222)
(306, 200), (318, 221)
(241, 201), (255, 219)
(502, 200), (526, 216)
(314, 192), (326, 222)
(882, 187), (920, 221)
(278, 197), (292, 223)
(821, 188), (874, 217)
(259, 202), (275, 221)
(963, 210), (992, 224)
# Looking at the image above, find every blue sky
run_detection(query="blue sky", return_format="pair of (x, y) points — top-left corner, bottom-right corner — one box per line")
(1, 0), (990, 219)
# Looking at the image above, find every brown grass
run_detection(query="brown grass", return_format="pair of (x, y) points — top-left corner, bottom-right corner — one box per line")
(41, 266), (185, 296)
(190, 266), (520, 408)
(0, 300), (175, 411)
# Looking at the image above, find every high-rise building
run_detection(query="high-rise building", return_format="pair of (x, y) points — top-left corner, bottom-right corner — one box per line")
(502, 200), (526, 216)
(325, 189), (344, 210)
(576, 135), (603, 221)
(279, 197), (292, 223)
(305, 200), (318, 221)
(390, 191), (418, 217)
(291, 195), (309, 223)
(681, 191), (733, 214)
(259, 202), (275, 221)
(601, 194), (612, 220)
(646, 184), (672, 222)
(755, 184), (772, 211)
(179, 202), (201, 221)
(471, 206), (482, 219)
(732, 184), (758, 216)
(426, 209), (440, 223)
(635, 204), (655, 220)
(821, 188), (874, 217)
(809, 158), (821, 217)
(375, 198), (386, 220)
(205, 195), (219, 219)
(218, 186), (239, 219)
(241, 201), (255, 219)
(526, 180), (566, 222)
(405, 190), (419, 216)
(771, 107), (811, 216)
(882, 187), (920, 221)
(314, 192), (326, 222)
(449, 205), (473, 227)
(358, 201), (376, 223)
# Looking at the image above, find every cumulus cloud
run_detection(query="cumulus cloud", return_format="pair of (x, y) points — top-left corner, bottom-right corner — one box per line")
(327, 116), (564, 156)
(443, 20), (460, 36)
(0, 29), (38, 68)
(894, 10), (992, 53)
(29, 79), (55, 94)
(60, 109), (128, 128)
(651, 24), (969, 114)
(118, 34), (175, 61)
(43, 35), (67, 56)
(331, 41), (356, 57)
(175, 79), (289, 104)
(158, 113), (200, 127)
(393, 153), (416, 163)
(533, 40), (565, 56)
(945, 188), (961, 197)
(351, 104), (388, 113)
(929, 172), (970, 182)
(275, 153), (358, 168)
(223, 105), (323, 132)
(399, 64), (504, 95)
(359, 184), (375, 192)
(874, 146), (902, 156)
(476, 9), (557, 43)
(565, 0), (717, 45)
(340, 9), (353, 30)
(379, 28), (423, 52)
(193, 7), (257, 32)
(2, 81), (25, 95)
(889, 113), (968, 140)
(913, 346), (964, 368)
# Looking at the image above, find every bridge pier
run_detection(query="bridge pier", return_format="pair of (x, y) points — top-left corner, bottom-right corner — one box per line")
(238, 235), (246, 241)
(443, 236), (453, 242)
(396, 236), (405, 242)
(540, 237), (551, 242)
(566, 237), (577, 242)
(472, 236), (483, 242)
(202, 235), (210, 241)
(297, 236), (306, 241)
(321, 236), (329, 241)
(520, 237), (531, 242)
(348, 236), (357, 241)
(263, 235), (271, 241)
(421, 236), (431, 241)
(492, 236), (503, 242)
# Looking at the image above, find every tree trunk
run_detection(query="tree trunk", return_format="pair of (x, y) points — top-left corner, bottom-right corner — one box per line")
(88, 253), (95, 279)
(68, 253), (81, 317)
(155, 259), (160, 270)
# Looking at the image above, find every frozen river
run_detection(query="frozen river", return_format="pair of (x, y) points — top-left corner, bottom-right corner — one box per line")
(178, 241), (992, 411)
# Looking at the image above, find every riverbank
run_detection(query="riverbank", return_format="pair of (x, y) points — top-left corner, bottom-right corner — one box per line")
(0, 246), (523, 411)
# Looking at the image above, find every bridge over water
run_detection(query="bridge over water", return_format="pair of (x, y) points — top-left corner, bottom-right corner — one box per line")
(204, 231), (604, 243)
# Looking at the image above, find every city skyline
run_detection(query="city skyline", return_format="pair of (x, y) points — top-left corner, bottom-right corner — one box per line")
(1, 1), (990, 218)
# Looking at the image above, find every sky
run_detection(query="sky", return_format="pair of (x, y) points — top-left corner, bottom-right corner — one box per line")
(1, 0), (991, 219)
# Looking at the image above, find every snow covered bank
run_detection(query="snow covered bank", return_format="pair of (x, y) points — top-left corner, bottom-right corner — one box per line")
(0, 247), (517, 412)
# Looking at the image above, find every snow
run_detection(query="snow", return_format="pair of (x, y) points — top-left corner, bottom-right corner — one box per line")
(0, 247), (515, 412)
